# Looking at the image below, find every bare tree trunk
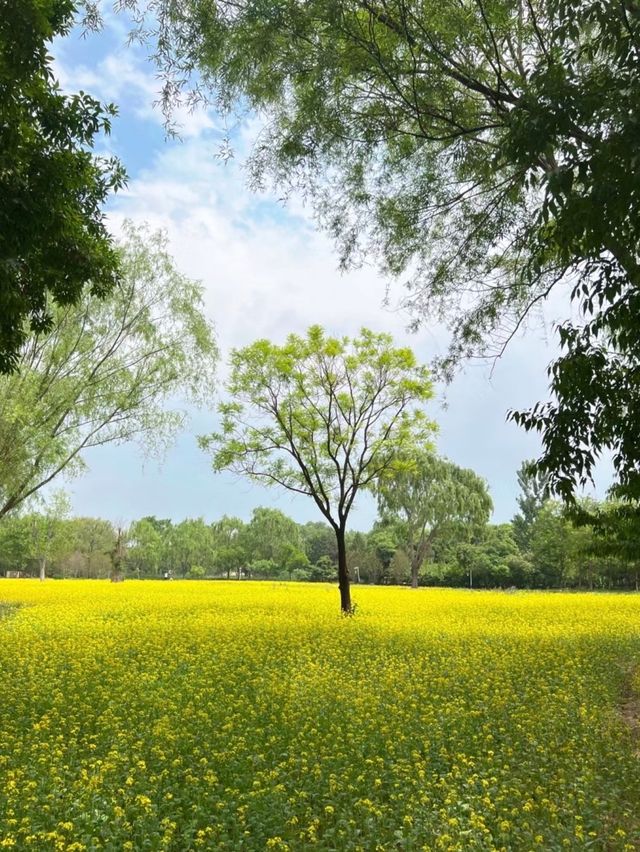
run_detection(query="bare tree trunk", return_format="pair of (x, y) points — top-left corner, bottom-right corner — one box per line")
(39, 557), (46, 582)
(110, 527), (126, 582)
(336, 527), (352, 613)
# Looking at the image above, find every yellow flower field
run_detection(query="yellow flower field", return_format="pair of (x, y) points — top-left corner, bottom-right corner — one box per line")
(0, 581), (638, 851)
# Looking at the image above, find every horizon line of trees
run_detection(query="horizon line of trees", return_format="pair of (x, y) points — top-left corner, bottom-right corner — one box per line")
(1, 465), (638, 591)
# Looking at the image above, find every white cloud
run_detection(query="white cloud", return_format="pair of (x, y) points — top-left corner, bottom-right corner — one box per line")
(108, 140), (417, 354)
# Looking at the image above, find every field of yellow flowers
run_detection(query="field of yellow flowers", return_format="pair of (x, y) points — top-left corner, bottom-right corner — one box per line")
(0, 581), (638, 851)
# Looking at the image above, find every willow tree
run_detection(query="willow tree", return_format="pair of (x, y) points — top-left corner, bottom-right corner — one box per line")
(200, 326), (435, 612)
(376, 452), (492, 587)
(0, 223), (218, 519)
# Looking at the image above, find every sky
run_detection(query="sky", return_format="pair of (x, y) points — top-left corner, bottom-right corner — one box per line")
(49, 9), (611, 529)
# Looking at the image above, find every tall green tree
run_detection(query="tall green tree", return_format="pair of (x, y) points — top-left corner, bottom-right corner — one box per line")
(120, 0), (640, 503)
(528, 502), (591, 588)
(570, 500), (640, 590)
(212, 515), (246, 579)
(455, 524), (521, 589)
(171, 519), (216, 577)
(66, 516), (116, 577)
(201, 326), (435, 612)
(240, 508), (303, 568)
(282, 546), (312, 581)
(376, 453), (492, 587)
(388, 548), (411, 584)
(25, 490), (72, 580)
(0, 223), (218, 519)
(128, 517), (165, 576)
(512, 460), (551, 552)
(300, 521), (338, 566)
(1, 0), (125, 372)
(369, 525), (399, 581)
(0, 514), (31, 575)
(345, 530), (384, 585)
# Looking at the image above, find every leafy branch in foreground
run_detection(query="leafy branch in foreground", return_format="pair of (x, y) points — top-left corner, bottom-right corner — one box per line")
(1, 0), (126, 372)
(107, 0), (640, 503)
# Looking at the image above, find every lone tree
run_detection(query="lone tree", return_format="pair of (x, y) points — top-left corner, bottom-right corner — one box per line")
(113, 0), (640, 505)
(200, 326), (435, 612)
(1, 0), (125, 372)
(0, 222), (218, 519)
(376, 452), (492, 588)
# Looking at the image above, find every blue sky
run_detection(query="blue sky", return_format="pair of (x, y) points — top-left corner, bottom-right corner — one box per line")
(50, 10), (610, 529)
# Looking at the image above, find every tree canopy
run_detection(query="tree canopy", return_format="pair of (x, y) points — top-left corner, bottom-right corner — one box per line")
(0, 0), (126, 372)
(113, 0), (640, 504)
(200, 326), (435, 611)
(512, 459), (551, 552)
(376, 452), (492, 587)
(241, 507), (304, 566)
(0, 223), (218, 519)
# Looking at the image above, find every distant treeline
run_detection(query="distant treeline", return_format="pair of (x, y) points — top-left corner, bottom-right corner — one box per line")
(1, 493), (639, 591)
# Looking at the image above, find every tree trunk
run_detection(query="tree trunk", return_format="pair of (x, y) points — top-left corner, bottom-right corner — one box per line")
(411, 536), (432, 589)
(410, 556), (420, 589)
(39, 557), (46, 582)
(336, 528), (352, 613)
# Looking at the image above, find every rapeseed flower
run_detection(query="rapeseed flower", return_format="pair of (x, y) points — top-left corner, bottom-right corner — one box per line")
(0, 581), (637, 849)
